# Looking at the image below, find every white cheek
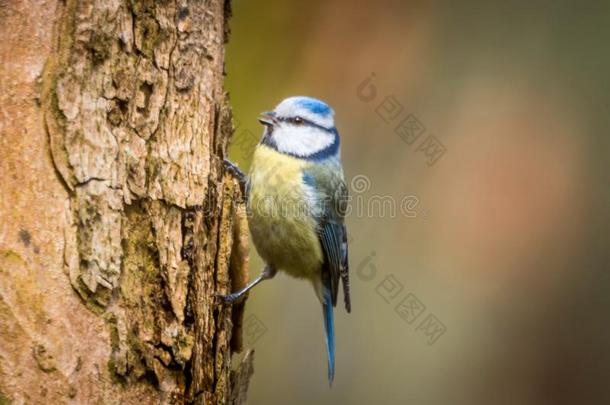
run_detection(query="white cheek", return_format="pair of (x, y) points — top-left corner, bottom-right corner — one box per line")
(273, 126), (335, 156)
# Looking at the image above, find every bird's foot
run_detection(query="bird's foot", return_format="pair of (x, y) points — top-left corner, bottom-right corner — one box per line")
(215, 291), (246, 305)
(223, 159), (247, 198)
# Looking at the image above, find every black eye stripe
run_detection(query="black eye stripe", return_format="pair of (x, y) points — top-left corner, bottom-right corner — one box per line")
(276, 116), (305, 125)
(276, 116), (334, 133)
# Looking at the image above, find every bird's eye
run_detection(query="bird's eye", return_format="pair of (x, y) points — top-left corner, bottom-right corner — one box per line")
(293, 116), (303, 124)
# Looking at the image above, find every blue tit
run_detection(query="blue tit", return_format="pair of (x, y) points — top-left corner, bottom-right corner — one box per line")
(220, 96), (351, 385)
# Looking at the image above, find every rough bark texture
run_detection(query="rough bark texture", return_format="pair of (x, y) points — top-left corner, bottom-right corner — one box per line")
(0, 0), (252, 404)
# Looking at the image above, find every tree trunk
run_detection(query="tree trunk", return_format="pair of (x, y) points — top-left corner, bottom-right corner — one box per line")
(0, 0), (252, 404)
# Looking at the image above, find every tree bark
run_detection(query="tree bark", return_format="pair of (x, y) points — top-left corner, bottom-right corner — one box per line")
(0, 0), (251, 404)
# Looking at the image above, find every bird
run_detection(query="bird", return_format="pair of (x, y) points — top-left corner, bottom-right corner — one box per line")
(220, 96), (351, 385)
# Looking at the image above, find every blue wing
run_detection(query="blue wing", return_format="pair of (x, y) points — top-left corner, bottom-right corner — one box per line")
(303, 165), (350, 385)
(303, 167), (350, 312)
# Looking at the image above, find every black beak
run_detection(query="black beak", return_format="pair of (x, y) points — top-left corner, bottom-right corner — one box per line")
(258, 111), (277, 127)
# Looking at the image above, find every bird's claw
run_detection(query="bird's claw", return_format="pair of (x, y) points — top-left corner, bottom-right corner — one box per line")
(222, 159), (247, 198)
(214, 292), (244, 305)
(223, 159), (245, 180)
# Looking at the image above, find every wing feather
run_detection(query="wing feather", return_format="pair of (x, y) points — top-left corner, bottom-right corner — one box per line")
(304, 166), (351, 312)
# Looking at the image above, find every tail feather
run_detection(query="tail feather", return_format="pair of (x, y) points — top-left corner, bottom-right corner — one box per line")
(322, 288), (335, 385)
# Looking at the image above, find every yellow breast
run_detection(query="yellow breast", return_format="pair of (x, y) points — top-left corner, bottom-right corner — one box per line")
(247, 145), (323, 278)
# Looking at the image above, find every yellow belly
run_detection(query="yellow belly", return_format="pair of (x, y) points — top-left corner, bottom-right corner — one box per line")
(247, 145), (323, 279)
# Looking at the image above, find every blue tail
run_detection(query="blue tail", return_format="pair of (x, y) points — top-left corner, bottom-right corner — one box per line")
(322, 288), (335, 385)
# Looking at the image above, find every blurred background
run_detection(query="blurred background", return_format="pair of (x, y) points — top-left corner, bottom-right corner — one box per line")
(225, 1), (610, 404)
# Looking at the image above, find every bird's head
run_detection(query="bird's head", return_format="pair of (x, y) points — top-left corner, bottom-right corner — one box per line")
(258, 96), (339, 160)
